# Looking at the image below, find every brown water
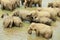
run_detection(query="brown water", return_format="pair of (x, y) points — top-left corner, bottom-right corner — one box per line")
(0, 0), (60, 40)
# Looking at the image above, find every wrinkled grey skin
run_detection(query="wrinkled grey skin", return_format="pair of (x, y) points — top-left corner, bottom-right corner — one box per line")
(12, 10), (33, 23)
(28, 23), (53, 39)
(13, 16), (23, 27)
(34, 17), (52, 26)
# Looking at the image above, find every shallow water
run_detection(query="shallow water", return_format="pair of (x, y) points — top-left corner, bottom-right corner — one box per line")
(0, 18), (60, 40)
(0, 0), (60, 40)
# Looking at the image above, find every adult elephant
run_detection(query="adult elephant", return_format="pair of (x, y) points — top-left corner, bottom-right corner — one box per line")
(12, 10), (33, 23)
(1, 13), (13, 28)
(24, 0), (42, 8)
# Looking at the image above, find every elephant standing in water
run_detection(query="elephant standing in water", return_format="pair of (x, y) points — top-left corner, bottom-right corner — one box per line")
(28, 23), (53, 39)
(24, 0), (42, 8)
(13, 16), (23, 27)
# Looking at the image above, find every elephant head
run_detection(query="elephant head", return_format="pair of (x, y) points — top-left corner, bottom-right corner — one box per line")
(1, 13), (9, 18)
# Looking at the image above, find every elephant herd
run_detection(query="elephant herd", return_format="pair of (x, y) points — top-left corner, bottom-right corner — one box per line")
(1, 7), (60, 39)
(20, 0), (60, 8)
(0, 0), (60, 11)
(0, 0), (20, 11)
(0, 0), (60, 40)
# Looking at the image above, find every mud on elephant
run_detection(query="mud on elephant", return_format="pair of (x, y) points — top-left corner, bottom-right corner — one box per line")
(12, 10), (33, 23)
(28, 23), (53, 39)
(1, 13), (13, 28)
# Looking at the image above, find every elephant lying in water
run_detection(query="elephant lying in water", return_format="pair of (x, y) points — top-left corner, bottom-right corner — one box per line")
(1, 13), (23, 28)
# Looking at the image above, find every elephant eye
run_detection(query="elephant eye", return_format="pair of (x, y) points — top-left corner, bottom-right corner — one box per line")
(34, 29), (36, 31)
(56, 6), (59, 8)
(30, 28), (32, 30)
(35, 17), (37, 18)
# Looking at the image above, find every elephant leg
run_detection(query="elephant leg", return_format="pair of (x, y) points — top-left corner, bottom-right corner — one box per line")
(21, 0), (24, 5)
(1, 5), (5, 10)
(38, 2), (41, 7)
(12, 4), (15, 10)
(27, 2), (30, 7)
(24, 2), (27, 8)
(5, 4), (9, 10)
(17, 1), (20, 7)
(42, 32), (52, 39)
(36, 31), (40, 36)
(19, 23), (23, 27)
(34, 3), (36, 7)
(9, 22), (13, 28)
(29, 2), (33, 7)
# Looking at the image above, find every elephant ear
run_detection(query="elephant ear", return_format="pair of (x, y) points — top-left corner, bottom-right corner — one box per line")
(1, 14), (4, 18)
(1, 13), (9, 18)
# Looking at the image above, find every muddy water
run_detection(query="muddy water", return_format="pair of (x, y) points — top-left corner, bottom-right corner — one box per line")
(1, 17), (60, 40)
(0, 0), (60, 40)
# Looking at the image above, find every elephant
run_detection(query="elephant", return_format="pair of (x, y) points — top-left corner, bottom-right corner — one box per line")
(37, 8), (60, 21)
(34, 17), (52, 26)
(28, 23), (53, 39)
(28, 10), (51, 22)
(1, 0), (13, 11)
(21, 0), (25, 5)
(12, 10), (33, 23)
(1, 0), (20, 11)
(1, 13), (13, 28)
(1, 13), (9, 18)
(24, 0), (42, 8)
(48, 2), (60, 8)
(3, 17), (13, 28)
(14, 0), (20, 7)
(13, 16), (23, 27)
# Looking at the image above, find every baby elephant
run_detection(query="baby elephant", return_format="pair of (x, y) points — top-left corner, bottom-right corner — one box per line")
(13, 16), (23, 27)
(28, 23), (53, 39)
(1, 13), (13, 28)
